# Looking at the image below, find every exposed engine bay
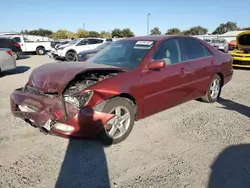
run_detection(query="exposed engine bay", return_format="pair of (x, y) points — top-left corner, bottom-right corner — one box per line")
(63, 70), (123, 109)
(64, 70), (123, 94)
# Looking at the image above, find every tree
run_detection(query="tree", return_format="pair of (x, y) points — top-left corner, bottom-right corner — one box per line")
(88, 31), (100, 37)
(182, 30), (191, 35)
(188, 26), (208, 35)
(51, 30), (73, 39)
(20, 28), (53, 36)
(165, 28), (182, 35)
(212, 21), (237, 34)
(99, 31), (112, 38)
(75, 29), (89, 38)
(112, 29), (124, 38)
(122, 28), (135, 37)
(150, 27), (161, 35)
(242, 27), (250, 30)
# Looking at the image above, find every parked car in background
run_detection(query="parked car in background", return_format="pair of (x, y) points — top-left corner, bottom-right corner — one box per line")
(0, 48), (16, 72)
(9, 35), (51, 55)
(10, 35), (233, 145)
(228, 40), (237, 51)
(0, 37), (22, 60)
(51, 38), (109, 61)
(231, 31), (250, 68)
(210, 38), (229, 53)
(77, 41), (112, 61)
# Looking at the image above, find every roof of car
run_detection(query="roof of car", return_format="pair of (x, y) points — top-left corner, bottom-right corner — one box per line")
(122, 35), (197, 41)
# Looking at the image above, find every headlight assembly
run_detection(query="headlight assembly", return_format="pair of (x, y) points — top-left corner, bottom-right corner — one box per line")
(63, 90), (93, 109)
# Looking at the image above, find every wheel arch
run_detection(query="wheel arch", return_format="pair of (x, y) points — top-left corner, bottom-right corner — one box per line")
(66, 49), (77, 54)
(216, 72), (224, 86)
(36, 46), (45, 50)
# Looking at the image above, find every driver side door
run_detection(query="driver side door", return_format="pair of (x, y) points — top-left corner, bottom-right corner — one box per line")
(141, 38), (195, 117)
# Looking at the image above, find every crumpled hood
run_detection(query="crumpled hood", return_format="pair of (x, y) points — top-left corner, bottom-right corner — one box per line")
(28, 61), (122, 94)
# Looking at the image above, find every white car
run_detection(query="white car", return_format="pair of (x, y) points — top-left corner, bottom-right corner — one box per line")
(0, 48), (16, 72)
(53, 38), (107, 61)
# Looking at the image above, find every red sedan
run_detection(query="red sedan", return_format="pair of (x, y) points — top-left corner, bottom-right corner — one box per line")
(10, 35), (233, 145)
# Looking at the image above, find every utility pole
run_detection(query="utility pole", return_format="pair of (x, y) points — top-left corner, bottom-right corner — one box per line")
(83, 23), (85, 30)
(147, 13), (151, 35)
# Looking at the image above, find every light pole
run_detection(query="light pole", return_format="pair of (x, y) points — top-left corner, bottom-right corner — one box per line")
(83, 23), (85, 30)
(147, 13), (151, 35)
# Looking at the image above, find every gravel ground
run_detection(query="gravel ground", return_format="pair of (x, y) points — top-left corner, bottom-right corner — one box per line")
(0, 55), (250, 188)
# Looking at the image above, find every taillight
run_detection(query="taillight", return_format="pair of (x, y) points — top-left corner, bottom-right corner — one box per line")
(13, 43), (20, 47)
(7, 50), (12, 56)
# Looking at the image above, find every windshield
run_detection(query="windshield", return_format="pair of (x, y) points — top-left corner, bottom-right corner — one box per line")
(86, 40), (156, 69)
(95, 42), (111, 50)
(68, 38), (81, 45)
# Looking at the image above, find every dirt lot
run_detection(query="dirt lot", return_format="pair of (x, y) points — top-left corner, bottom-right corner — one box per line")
(0, 55), (250, 188)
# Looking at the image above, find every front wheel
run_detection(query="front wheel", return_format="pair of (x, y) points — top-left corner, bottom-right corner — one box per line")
(98, 97), (135, 145)
(201, 74), (222, 103)
(65, 51), (76, 61)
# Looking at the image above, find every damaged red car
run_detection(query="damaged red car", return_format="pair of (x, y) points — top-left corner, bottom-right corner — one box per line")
(10, 35), (233, 145)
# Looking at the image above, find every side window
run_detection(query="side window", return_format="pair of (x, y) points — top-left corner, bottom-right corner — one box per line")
(203, 45), (213, 57)
(77, 39), (88, 46)
(13, 37), (21, 43)
(152, 39), (181, 65)
(88, 39), (104, 44)
(182, 38), (211, 60)
(0, 38), (8, 44)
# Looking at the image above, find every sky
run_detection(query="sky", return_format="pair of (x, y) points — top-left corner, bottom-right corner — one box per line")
(1, 0), (249, 35)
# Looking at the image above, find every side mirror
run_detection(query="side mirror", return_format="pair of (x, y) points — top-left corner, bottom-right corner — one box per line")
(147, 60), (166, 70)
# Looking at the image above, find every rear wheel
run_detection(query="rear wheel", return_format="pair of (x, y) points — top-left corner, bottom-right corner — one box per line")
(65, 51), (76, 61)
(98, 97), (135, 145)
(201, 74), (222, 103)
(36, 47), (45, 55)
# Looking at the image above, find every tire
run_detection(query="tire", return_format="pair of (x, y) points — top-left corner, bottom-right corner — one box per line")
(98, 97), (136, 145)
(201, 74), (222, 103)
(36, 47), (45, 55)
(65, 51), (76, 61)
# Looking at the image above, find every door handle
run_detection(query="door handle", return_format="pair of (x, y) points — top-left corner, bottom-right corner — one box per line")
(180, 68), (188, 74)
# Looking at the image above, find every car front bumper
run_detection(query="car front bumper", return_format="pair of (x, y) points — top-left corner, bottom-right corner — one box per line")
(232, 56), (250, 68)
(10, 88), (115, 139)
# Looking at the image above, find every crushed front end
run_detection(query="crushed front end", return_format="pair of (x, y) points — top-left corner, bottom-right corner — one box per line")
(10, 72), (118, 139)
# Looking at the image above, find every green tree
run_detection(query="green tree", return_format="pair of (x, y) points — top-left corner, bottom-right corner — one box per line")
(165, 28), (182, 35)
(242, 27), (250, 30)
(99, 31), (112, 38)
(88, 31), (100, 37)
(188, 26), (208, 35)
(122, 28), (135, 37)
(112, 29), (124, 38)
(75, 29), (89, 38)
(52, 30), (73, 39)
(182, 30), (191, 35)
(212, 21), (237, 34)
(150, 27), (161, 35)
(25, 28), (53, 36)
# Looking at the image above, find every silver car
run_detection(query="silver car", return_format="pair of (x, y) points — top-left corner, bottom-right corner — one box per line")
(210, 39), (229, 53)
(0, 48), (16, 72)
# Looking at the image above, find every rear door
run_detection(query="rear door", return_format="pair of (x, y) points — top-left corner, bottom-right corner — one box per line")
(178, 37), (215, 99)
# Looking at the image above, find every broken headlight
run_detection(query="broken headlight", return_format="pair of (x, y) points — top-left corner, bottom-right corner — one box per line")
(63, 90), (93, 109)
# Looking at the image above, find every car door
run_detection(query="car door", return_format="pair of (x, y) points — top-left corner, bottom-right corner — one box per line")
(75, 39), (89, 53)
(178, 37), (215, 99)
(141, 38), (197, 117)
